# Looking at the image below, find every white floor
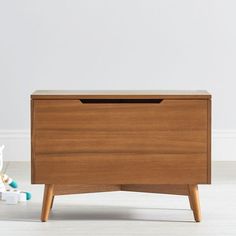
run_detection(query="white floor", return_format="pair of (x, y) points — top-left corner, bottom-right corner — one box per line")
(0, 162), (236, 236)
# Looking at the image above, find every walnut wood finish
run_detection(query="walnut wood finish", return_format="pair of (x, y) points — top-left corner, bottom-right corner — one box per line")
(41, 184), (54, 222)
(188, 185), (201, 222)
(31, 90), (211, 222)
(34, 153), (207, 184)
(207, 99), (212, 183)
(31, 90), (211, 100)
(188, 195), (194, 210)
(50, 196), (54, 210)
(53, 184), (121, 195)
(32, 99), (208, 184)
(121, 184), (189, 195)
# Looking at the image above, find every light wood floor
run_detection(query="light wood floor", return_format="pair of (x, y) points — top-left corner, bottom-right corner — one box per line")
(0, 162), (235, 236)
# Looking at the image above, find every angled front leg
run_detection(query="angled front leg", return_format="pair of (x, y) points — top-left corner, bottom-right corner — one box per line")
(188, 184), (201, 222)
(41, 184), (54, 222)
(50, 196), (55, 210)
(188, 195), (194, 210)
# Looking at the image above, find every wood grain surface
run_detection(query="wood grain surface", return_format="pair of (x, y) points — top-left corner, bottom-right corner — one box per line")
(33, 153), (207, 184)
(31, 90), (211, 100)
(31, 93), (211, 185)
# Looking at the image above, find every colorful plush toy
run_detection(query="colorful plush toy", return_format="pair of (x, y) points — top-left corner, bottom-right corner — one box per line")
(0, 145), (31, 204)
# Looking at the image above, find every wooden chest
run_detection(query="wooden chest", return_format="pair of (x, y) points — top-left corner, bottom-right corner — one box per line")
(31, 90), (211, 222)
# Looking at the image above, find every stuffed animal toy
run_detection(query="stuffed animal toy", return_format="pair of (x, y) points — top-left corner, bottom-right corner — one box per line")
(0, 145), (31, 204)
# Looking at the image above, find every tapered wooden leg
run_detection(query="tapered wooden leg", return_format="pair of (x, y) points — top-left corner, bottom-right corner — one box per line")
(50, 196), (55, 210)
(39, 184), (202, 222)
(188, 195), (193, 210)
(188, 184), (201, 222)
(41, 184), (54, 222)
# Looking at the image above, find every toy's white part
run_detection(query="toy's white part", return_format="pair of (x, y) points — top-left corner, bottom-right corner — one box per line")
(1, 188), (29, 203)
(2, 190), (11, 200)
(2, 174), (13, 184)
(0, 176), (6, 193)
(2, 191), (10, 200)
(7, 177), (13, 184)
(0, 182), (6, 193)
(2, 174), (7, 181)
(2, 190), (20, 201)
(6, 195), (18, 204)
(19, 192), (27, 202)
(0, 145), (5, 172)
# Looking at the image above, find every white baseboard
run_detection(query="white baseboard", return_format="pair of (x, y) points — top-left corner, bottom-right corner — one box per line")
(0, 129), (236, 161)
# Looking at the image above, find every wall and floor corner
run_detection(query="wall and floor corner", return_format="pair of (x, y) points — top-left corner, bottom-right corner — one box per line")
(1, 1), (236, 161)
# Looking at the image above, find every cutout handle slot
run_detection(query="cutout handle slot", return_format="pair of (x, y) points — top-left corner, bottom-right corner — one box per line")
(80, 99), (163, 104)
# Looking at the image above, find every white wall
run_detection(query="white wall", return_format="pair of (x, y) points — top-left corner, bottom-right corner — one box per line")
(0, 1), (236, 160)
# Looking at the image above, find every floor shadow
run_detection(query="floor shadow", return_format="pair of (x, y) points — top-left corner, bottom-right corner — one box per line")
(0, 202), (194, 223)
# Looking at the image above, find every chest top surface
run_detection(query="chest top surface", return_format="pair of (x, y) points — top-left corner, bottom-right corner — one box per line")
(31, 90), (211, 100)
